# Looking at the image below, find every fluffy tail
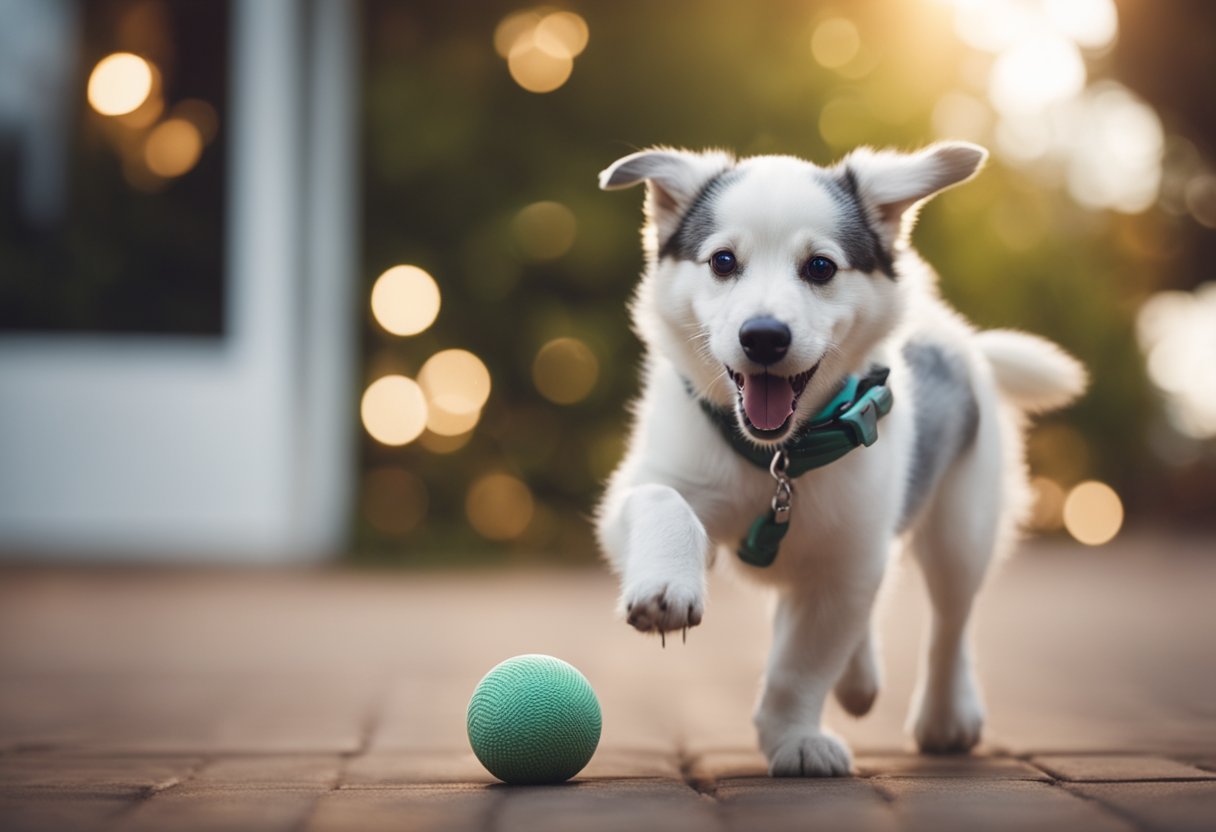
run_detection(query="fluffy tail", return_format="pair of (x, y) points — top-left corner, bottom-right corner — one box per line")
(975, 329), (1087, 413)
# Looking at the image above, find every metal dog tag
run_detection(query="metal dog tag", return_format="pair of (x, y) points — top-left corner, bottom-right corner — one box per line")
(737, 451), (793, 568)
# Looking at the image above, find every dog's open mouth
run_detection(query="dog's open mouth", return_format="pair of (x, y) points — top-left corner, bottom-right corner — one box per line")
(725, 364), (818, 439)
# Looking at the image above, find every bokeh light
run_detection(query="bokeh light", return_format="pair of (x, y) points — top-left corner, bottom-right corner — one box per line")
(466, 473), (534, 540)
(811, 18), (861, 69)
(371, 265), (441, 336)
(512, 201), (577, 261)
(418, 350), (492, 416)
(1137, 283), (1216, 438)
(1063, 481), (1124, 546)
(508, 36), (574, 94)
(115, 89), (164, 129)
(87, 53), (154, 116)
(1043, 0), (1117, 50)
(944, 0), (1117, 54)
(1185, 176), (1216, 229)
(497, 8), (588, 93)
(1064, 84), (1164, 214)
(988, 35), (1085, 116)
(363, 467), (428, 536)
(532, 338), (599, 405)
(173, 99), (220, 144)
(426, 402), (481, 437)
(950, 0), (1034, 53)
(932, 0), (1166, 217)
(535, 11), (590, 58)
(419, 430), (475, 455)
(361, 376), (428, 446)
(143, 118), (204, 178)
(494, 9), (545, 58)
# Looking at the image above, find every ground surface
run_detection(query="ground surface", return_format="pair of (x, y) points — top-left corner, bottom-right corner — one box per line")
(1, 533), (1214, 831)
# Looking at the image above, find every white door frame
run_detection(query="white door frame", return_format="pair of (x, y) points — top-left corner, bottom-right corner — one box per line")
(0, 0), (358, 563)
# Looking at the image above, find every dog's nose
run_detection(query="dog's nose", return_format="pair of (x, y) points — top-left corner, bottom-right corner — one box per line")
(739, 317), (791, 365)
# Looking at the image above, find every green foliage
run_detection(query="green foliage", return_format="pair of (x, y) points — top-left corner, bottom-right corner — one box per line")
(355, 0), (1182, 563)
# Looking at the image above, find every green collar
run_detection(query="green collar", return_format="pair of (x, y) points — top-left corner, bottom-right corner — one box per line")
(695, 365), (893, 477)
(692, 366), (894, 567)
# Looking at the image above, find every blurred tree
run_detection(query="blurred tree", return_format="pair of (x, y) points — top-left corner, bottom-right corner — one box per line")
(355, 0), (1215, 564)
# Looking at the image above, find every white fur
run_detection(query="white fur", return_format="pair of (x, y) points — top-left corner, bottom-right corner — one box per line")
(975, 329), (1088, 414)
(595, 143), (1085, 776)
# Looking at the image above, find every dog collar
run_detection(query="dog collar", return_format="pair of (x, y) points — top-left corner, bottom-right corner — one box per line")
(691, 366), (894, 568)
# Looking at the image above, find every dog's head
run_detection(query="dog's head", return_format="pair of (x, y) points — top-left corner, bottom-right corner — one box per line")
(600, 142), (986, 445)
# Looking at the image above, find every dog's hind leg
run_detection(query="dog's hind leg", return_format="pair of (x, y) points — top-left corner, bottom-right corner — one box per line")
(906, 432), (1006, 753)
(833, 627), (880, 717)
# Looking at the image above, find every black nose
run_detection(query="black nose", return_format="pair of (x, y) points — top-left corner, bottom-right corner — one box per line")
(739, 316), (791, 365)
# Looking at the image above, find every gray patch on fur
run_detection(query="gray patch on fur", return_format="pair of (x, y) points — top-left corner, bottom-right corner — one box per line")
(658, 170), (742, 262)
(899, 340), (980, 530)
(818, 167), (896, 278)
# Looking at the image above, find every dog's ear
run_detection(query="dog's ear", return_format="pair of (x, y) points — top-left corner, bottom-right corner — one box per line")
(599, 148), (734, 249)
(839, 142), (987, 242)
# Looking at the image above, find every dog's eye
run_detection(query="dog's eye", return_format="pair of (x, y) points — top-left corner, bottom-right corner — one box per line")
(709, 250), (737, 278)
(802, 256), (837, 284)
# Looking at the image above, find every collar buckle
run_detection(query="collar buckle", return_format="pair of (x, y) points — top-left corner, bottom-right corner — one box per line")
(769, 451), (792, 525)
(837, 384), (894, 447)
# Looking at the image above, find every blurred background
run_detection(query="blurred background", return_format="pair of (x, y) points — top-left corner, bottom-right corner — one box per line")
(2, 0), (1214, 566)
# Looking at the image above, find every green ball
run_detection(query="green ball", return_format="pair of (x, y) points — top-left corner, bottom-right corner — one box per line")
(466, 654), (601, 785)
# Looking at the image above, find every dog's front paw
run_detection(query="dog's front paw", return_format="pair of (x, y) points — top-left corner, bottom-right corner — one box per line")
(913, 693), (984, 754)
(766, 732), (853, 777)
(622, 580), (703, 634)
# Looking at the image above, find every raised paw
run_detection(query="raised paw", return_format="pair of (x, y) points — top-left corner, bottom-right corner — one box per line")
(623, 581), (703, 635)
(766, 732), (853, 777)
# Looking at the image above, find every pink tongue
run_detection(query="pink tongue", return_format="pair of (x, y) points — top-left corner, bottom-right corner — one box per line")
(742, 373), (795, 431)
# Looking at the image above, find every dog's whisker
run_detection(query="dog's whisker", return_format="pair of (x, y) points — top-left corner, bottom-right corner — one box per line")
(822, 341), (846, 360)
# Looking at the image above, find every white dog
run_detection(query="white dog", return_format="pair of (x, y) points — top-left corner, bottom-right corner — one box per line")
(594, 142), (1086, 776)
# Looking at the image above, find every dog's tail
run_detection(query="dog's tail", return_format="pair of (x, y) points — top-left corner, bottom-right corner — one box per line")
(975, 329), (1087, 414)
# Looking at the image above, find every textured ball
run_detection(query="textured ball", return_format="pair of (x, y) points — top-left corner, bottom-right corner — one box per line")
(466, 654), (601, 784)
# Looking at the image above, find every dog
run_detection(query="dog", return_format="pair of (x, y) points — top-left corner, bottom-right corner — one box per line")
(594, 142), (1086, 776)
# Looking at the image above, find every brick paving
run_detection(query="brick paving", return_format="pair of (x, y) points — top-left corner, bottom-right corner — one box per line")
(0, 534), (1213, 831)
